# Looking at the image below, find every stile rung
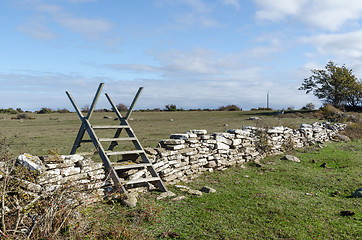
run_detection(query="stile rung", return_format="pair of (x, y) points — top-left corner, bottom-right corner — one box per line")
(123, 177), (161, 185)
(92, 125), (130, 129)
(99, 137), (137, 142)
(113, 163), (152, 170)
(105, 150), (144, 156)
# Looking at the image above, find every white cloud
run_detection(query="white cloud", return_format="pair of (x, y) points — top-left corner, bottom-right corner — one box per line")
(175, 13), (221, 27)
(222, 0), (240, 10)
(181, 0), (211, 13)
(18, 2), (115, 42)
(254, 0), (362, 31)
(58, 17), (113, 38)
(17, 20), (57, 40)
(254, 0), (307, 21)
(302, 30), (362, 62)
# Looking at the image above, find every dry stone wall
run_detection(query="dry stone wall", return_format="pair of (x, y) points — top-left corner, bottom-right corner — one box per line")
(13, 153), (105, 203)
(11, 122), (346, 196)
(143, 122), (346, 184)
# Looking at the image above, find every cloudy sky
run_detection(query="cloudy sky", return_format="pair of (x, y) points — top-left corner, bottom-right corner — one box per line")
(1, 0), (362, 111)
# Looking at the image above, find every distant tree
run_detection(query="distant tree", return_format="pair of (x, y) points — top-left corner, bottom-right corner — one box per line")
(116, 103), (129, 112)
(218, 105), (241, 111)
(299, 61), (362, 108)
(164, 104), (177, 111)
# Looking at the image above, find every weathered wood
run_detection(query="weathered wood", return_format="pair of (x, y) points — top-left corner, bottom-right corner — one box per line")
(92, 125), (129, 129)
(113, 163), (152, 170)
(105, 150), (143, 156)
(99, 137), (137, 142)
(66, 83), (167, 196)
(124, 177), (161, 185)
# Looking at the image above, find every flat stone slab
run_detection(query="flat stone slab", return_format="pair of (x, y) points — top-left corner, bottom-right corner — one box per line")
(281, 155), (301, 163)
(157, 191), (176, 200)
(201, 186), (216, 193)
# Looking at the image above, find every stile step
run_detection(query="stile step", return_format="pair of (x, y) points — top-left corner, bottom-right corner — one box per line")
(113, 163), (152, 170)
(99, 137), (137, 142)
(105, 150), (144, 156)
(92, 125), (130, 129)
(123, 177), (161, 185)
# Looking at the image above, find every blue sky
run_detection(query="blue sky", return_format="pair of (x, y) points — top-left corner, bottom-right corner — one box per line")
(1, 0), (362, 111)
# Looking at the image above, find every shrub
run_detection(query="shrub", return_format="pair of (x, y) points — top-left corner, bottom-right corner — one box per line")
(251, 107), (272, 111)
(0, 108), (17, 114)
(342, 122), (362, 140)
(301, 103), (315, 110)
(37, 107), (53, 114)
(218, 105), (241, 111)
(14, 113), (33, 119)
(56, 108), (70, 113)
(319, 104), (343, 120)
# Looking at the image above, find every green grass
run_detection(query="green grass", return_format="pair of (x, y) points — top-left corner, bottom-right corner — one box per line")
(74, 140), (361, 240)
(1, 110), (360, 239)
(0, 110), (323, 156)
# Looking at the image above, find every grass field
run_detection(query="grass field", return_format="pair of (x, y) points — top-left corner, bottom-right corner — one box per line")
(1, 110), (360, 239)
(74, 140), (361, 240)
(1, 110), (323, 156)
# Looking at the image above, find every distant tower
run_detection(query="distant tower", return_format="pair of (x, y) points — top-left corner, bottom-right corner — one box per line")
(267, 91), (270, 109)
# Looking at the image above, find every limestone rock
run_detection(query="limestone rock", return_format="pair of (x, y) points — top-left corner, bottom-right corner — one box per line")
(200, 186), (216, 193)
(188, 189), (203, 196)
(352, 188), (362, 198)
(157, 191), (176, 200)
(144, 148), (158, 155)
(191, 130), (207, 135)
(170, 134), (189, 140)
(160, 139), (185, 145)
(17, 153), (45, 173)
(248, 117), (261, 120)
(175, 185), (190, 190)
(172, 196), (186, 201)
(122, 192), (138, 207)
(281, 155), (301, 163)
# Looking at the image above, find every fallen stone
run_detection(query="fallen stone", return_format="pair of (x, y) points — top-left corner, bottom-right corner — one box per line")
(200, 186), (216, 193)
(175, 185), (190, 190)
(248, 117), (261, 120)
(352, 188), (362, 198)
(171, 196), (186, 201)
(188, 189), (203, 196)
(122, 192), (138, 207)
(157, 191), (176, 200)
(281, 155), (301, 163)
